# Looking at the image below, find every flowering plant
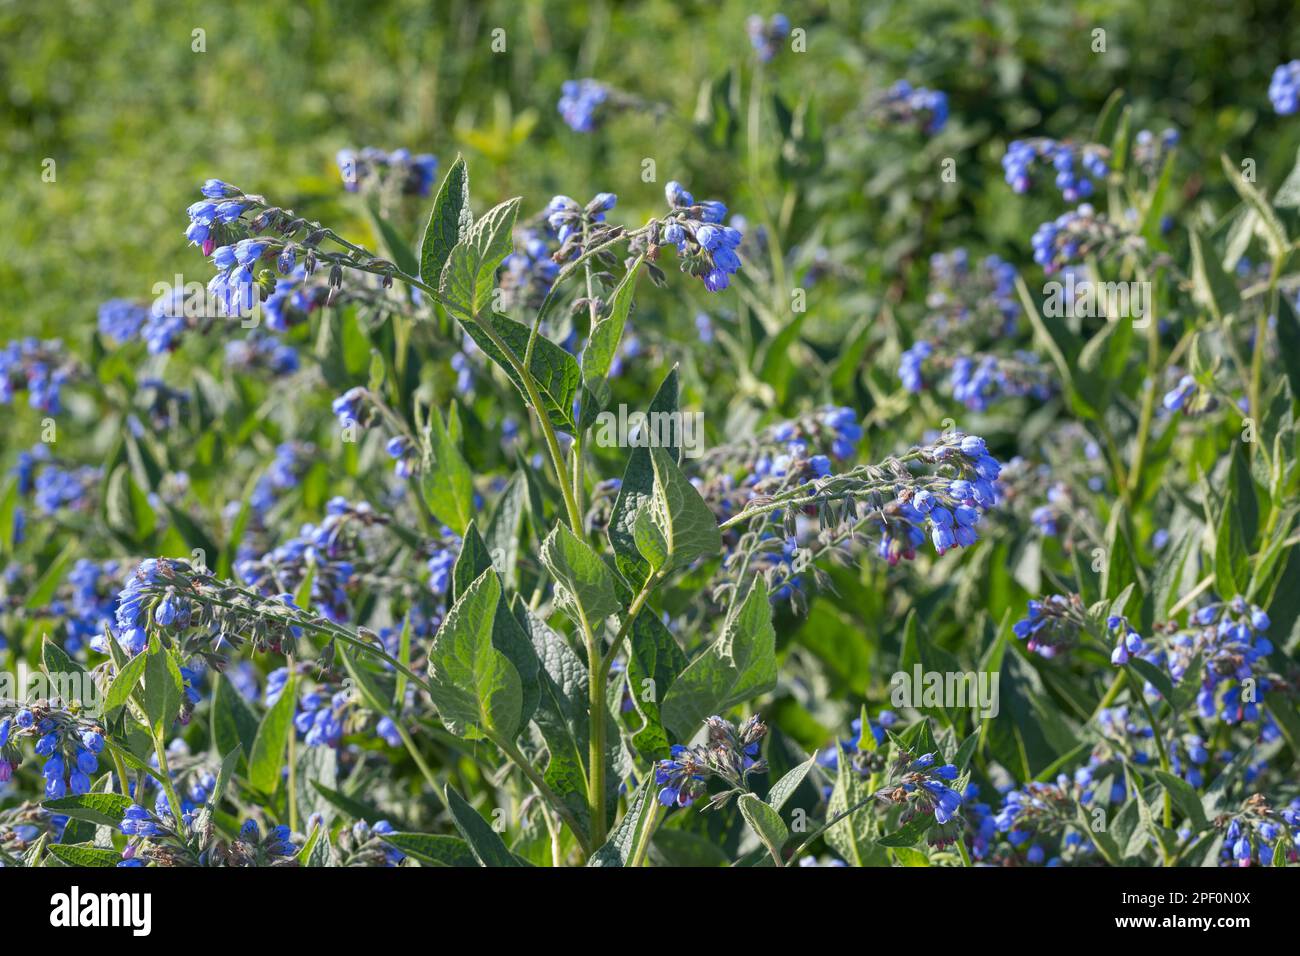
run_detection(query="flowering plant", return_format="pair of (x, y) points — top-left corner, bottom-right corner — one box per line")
(2, 3), (1300, 874)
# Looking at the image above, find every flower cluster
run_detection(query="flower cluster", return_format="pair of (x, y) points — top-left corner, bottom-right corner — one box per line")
(1269, 60), (1300, 115)
(898, 342), (1051, 410)
(873, 750), (965, 846)
(224, 331), (299, 377)
(1013, 593), (1088, 658)
(336, 147), (437, 196)
(236, 497), (386, 624)
(1030, 204), (1146, 273)
(1165, 597), (1276, 725)
(1221, 795), (1298, 867)
(0, 704), (104, 799)
(0, 338), (74, 414)
(655, 715), (768, 808)
(657, 180), (743, 291)
(557, 79), (610, 133)
(870, 80), (949, 135)
(1002, 138), (1109, 201)
(745, 13), (791, 62)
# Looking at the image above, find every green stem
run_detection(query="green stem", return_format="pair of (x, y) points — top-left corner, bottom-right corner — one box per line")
(584, 607), (608, 848)
(286, 654), (300, 833)
(152, 732), (186, 833)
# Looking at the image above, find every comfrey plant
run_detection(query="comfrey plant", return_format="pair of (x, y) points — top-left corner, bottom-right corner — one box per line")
(4, 14), (1300, 874)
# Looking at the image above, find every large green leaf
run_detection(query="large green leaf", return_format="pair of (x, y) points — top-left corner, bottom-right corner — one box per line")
(660, 577), (777, 739)
(248, 670), (296, 794)
(419, 154), (473, 285)
(738, 792), (789, 864)
(426, 570), (523, 740)
(141, 637), (185, 739)
(540, 522), (621, 628)
(634, 446), (722, 574)
(438, 196), (519, 318)
(609, 368), (680, 586)
(41, 793), (134, 828)
(421, 402), (474, 534)
(460, 311), (581, 432)
(444, 784), (524, 867)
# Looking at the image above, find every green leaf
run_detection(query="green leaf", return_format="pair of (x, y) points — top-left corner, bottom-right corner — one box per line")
(825, 744), (887, 865)
(1188, 229), (1240, 322)
(460, 311), (581, 432)
(41, 793), (134, 828)
(1154, 769), (1210, 832)
(1220, 154), (1288, 259)
(540, 523), (621, 627)
(421, 402), (474, 534)
(738, 792), (789, 864)
(444, 784), (523, 867)
(42, 636), (88, 683)
(635, 445), (722, 574)
(609, 368), (680, 586)
(24, 539), (78, 610)
(1275, 295), (1300, 403)
(419, 155), (473, 285)
(660, 577), (777, 739)
(766, 752), (817, 812)
(248, 670), (296, 794)
(380, 832), (479, 867)
(876, 814), (937, 847)
(438, 196), (520, 318)
(588, 781), (655, 867)
(103, 651), (148, 716)
(426, 570), (523, 740)
(141, 637), (185, 739)
(47, 844), (122, 867)
(582, 264), (641, 387)
(211, 673), (260, 761)
(624, 608), (687, 762)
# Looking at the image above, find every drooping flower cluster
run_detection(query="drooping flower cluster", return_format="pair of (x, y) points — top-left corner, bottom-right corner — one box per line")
(336, 147), (437, 196)
(655, 715), (768, 808)
(498, 227), (559, 311)
(1160, 597), (1277, 725)
(1013, 593), (1088, 658)
(897, 250), (1051, 410)
(899, 342), (1051, 410)
(745, 13), (791, 62)
(0, 338), (75, 414)
(869, 80), (949, 135)
(545, 191), (618, 250)
(236, 497), (386, 624)
(224, 331), (299, 377)
(872, 749), (965, 846)
(0, 704), (103, 799)
(657, 180), (743, 292)
(1269, 60), (1300, 115)
(1030, 203), (1146, 273)
(557, 79), (611, 133)
(1221, 795), (1299, 867)
(1002, 138), (1109, 201)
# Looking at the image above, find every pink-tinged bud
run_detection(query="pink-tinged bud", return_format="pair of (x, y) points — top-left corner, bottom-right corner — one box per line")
(202, 238), (216, 256)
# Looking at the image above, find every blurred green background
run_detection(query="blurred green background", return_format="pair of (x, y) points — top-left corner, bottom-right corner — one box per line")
(2, 0), (1298, 338)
